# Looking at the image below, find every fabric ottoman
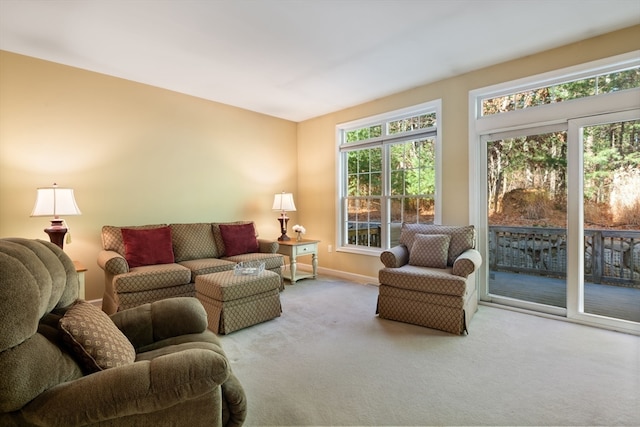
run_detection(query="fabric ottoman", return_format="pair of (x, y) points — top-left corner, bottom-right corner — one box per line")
(195, 269), (282, 334)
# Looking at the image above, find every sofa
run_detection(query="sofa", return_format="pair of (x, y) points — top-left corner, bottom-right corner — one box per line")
(377, 224), (482, 335)
(98, 221), (285, 314)
(0, 238), (246, 427)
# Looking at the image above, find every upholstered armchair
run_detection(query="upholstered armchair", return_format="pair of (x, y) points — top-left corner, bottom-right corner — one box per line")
(0, 238), (246, 426)
(377, 224), (482, 335)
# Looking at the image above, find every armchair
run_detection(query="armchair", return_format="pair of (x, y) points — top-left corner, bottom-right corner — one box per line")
(0, 238), (246, 426)
(377, 224), (482, 335)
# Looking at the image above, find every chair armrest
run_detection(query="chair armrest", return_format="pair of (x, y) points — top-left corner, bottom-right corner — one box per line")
(258, 239), (279, 253)
(111, 297), (208, 349)
(452, 248), (482, 278)
(221, 372), (248, 427)
(380, 245), (409, 268)
(97, 250), (129, 275)
(20, 348), (229, 426)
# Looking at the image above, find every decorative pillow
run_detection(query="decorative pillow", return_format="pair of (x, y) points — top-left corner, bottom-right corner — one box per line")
(59, 300), (136, 373)
(409, 234), (451, 268)
(121, 226), (174, 268)
(219, 223), (259, 256)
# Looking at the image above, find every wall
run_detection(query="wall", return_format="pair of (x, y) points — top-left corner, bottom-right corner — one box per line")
(296, 25), (640, 281)
(0, 51), (298, 299)
(2, 26), (639, 296)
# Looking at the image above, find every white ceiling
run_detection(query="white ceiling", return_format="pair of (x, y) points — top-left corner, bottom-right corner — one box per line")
(1, 0), (639, 122)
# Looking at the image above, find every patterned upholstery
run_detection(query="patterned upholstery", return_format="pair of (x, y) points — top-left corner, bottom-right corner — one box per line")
(408, 234), (451, 268)
(377, 224), (482, 335)
(178, 258), (236, 281)
(116, 283), (195, 311)
(59, 300), (136, 373)
(170, 223), (219, 262)
(196, 270), (282, 334)
(400, 223), (475, 266)
(99, 222), (285, 314)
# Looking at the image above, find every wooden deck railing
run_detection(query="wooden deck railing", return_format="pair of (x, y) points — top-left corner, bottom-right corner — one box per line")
(489, 226), (640, 287)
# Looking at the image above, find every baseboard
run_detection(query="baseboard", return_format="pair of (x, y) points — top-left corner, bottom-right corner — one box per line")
(286, 262), (378, 285)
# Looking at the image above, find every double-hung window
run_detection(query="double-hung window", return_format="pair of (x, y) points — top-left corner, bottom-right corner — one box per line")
(337, 100), (441, 253)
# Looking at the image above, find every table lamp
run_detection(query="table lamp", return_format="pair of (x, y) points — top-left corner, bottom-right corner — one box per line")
(30, 183), (82, 249)
(272, 192), (296, 241)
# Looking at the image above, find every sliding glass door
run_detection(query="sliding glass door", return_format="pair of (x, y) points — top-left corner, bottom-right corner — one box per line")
(567, 112), (640, 327)
(486, 126), (568, 316)
(484, 112), (640, 330)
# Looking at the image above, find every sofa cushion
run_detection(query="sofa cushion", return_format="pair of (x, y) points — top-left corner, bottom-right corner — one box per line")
(171, 223), (219, 262)
(400, 224), (475, 266)
(409, 234), (450, 268)
(102, 224), (167, 256)
(59, 300), (136, 373)
(212, 221), (256, 255)
(219, 223), (260, 256)
(179, 258), (236, 281)
(122, 226), (175, 268)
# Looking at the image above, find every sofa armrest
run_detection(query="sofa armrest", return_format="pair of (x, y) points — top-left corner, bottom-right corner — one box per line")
(452, 248), (482, 278)
(111, 297), (208, 349)
(380, 245), (409, 268)
(258, 238), (279, 253)
(97, 250), (129, 275)
(18, 348), (229, 426)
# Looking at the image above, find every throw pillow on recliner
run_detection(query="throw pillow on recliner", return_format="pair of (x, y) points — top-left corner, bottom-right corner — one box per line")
(409, 233), (451, 268)
(59, 300), (136, 373)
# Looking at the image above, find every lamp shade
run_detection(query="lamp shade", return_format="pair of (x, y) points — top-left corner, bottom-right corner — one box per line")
(272, 192), (296, 212)
(31, 185), (82, 218)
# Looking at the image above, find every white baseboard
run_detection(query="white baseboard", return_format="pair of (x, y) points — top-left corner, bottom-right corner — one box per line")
(288, 262), (378, 285)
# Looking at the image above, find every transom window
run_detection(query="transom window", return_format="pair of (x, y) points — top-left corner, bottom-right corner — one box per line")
(338, 101), (441, 253)
(480, 64), (640, 116)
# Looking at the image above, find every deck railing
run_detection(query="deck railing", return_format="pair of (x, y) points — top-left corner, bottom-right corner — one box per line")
(489, 226), (640, 288)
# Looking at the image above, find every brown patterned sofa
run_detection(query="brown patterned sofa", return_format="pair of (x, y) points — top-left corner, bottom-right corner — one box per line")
(377, 224), (482, 335)
(98, 221), (284, 314)
(1, 238), (246, 426)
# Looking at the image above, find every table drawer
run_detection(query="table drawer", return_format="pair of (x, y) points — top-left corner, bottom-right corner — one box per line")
(295, 243), (316, 255)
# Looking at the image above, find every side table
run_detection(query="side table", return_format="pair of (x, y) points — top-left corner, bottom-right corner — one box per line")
(276, 239), (319, 283)
(73, 261), (87, 300)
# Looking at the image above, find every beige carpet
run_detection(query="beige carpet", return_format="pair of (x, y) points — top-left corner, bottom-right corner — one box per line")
(219, 275), (640, 426)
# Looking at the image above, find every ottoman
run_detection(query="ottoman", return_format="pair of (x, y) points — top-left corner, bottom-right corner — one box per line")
(195, 269), (282, 334)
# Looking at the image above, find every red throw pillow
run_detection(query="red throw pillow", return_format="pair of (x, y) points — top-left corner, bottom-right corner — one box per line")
(121, 226), (175, 268)
(219, 223), (259, 256)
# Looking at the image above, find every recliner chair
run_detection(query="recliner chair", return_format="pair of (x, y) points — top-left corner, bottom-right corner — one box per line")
(0, 238), (246, 426)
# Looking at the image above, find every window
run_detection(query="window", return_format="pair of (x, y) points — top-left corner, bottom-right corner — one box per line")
(481, 65), (640, 116)
(338, 101), (441, 253)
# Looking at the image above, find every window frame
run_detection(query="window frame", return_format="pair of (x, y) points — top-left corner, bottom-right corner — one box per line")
(336, 100), (442, 255)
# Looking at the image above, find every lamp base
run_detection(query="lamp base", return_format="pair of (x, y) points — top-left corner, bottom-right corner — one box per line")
(277, 215), (291, 241)
(45, 219), (67, 249)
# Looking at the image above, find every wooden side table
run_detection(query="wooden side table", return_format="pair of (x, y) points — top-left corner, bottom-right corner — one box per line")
(276, 239), (319, 283)
(73, 261), (87, 300)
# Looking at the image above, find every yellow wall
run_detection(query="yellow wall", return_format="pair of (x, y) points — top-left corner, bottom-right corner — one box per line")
(0, 51), (297, 299)
(2, 25), (639, 297)
(296, 25), (640, 280)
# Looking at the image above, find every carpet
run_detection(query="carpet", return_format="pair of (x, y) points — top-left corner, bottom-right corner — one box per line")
(219, 275), (640, 426)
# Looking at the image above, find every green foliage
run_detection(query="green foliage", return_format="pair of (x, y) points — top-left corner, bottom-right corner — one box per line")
(487, 119), (639, 221)
(482, 67), (640, 115)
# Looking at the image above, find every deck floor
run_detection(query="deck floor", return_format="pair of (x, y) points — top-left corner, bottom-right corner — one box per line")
(490, 270), (640, 323)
